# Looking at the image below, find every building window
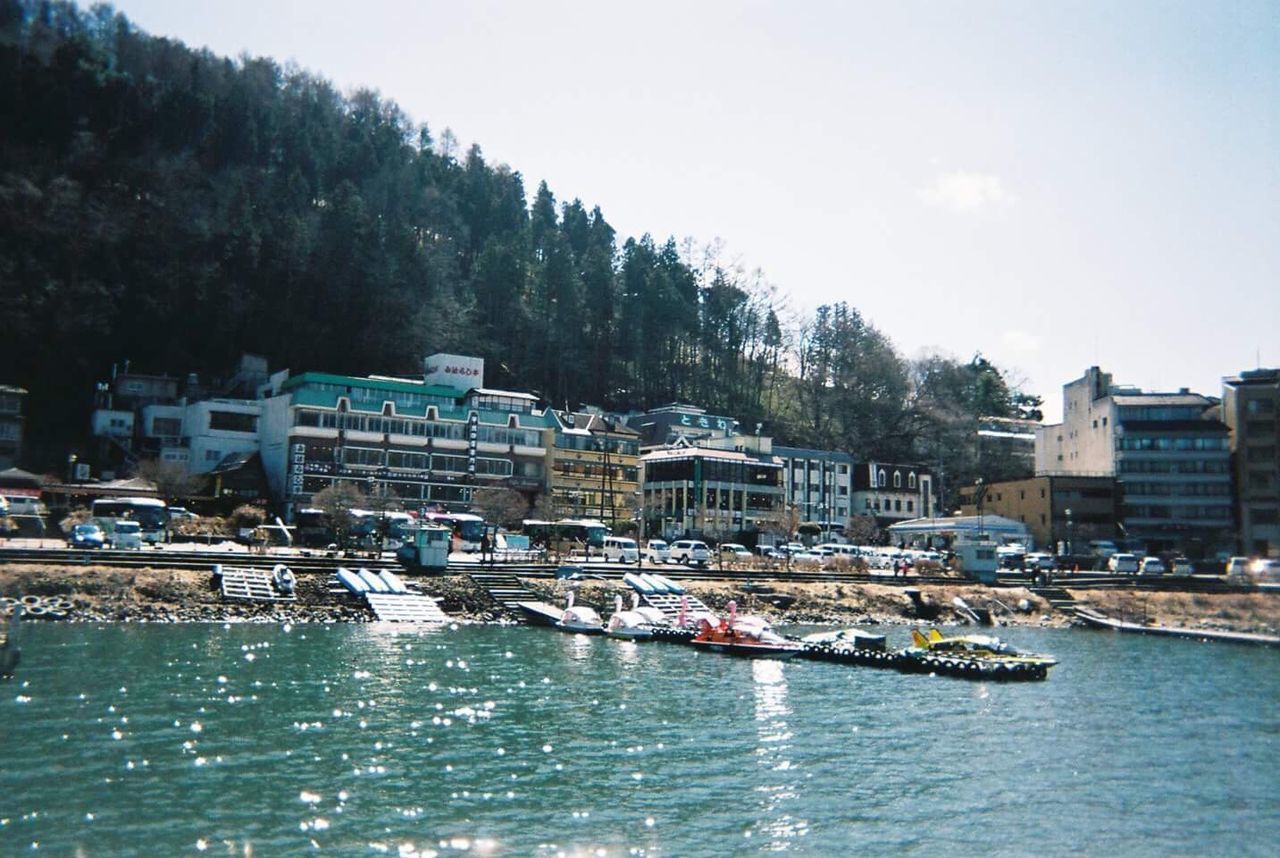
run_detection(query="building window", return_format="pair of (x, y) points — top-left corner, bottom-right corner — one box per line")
(908, 473), (916, 489)
(907, 500), (913, 512)
(893, 471), (902, 488)
(877, 469), (887, 487)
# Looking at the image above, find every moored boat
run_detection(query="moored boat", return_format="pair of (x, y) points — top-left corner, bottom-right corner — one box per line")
(555, 591), (605, 635)
(689, 601), (802, 659)
(606, 594), (656, 640)
(903, 627), (1057, 671)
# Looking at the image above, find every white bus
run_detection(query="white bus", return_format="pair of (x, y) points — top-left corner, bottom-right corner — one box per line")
(92, 497), (169, 544)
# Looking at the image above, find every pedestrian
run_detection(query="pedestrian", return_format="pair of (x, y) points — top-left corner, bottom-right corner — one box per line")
(480, 531), (491, 564)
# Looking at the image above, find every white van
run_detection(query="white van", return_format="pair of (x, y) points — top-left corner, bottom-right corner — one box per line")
(2, 495), (47, 517)
(602, 536), (639, 563)
(111, 520), (143, 550)
(644, 539), (671, 563)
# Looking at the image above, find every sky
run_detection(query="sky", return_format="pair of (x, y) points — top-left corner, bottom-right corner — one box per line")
(107, 0), (1279, 423)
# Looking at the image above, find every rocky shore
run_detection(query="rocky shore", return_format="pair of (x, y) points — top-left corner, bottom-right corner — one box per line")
(2, 563), (1277, 635)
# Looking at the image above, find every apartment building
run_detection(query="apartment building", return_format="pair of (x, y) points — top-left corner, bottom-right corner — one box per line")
(1036, 367), (1231, 553)
(773, 445), (854, 531)
(0, 385), (27, 469)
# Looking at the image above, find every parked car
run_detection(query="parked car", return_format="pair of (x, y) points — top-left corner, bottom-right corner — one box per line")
(755, 545), (783, 559)
(1088, 540), (1119, 559)
(1024, 552), (1056, 571)
(669, 539), (710, 566)
(1248, 558), (1280, 580)
(602, 536), (639, 563)
(67, 522), (106, 549)
(1224, 556), (1250, 577)
(111, 520), (143, 550)
(168, 507), (198, 520)
(1170, 556), (1194, 576)
(1107, 552), (1139, 574)
(1138, 556), (1167, 575)
(644, 539), (671, 564)
(791, 550), (827, 566)
(718, 543), (752, 561)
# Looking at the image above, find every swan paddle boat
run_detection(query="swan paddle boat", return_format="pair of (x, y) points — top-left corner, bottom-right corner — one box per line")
(689, 600), (802, 659)
(555, 591), (605, 635)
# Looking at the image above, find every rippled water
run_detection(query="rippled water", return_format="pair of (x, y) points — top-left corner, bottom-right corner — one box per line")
(1, 623), (1277, 856)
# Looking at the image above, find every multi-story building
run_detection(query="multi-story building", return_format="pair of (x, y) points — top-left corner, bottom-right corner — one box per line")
(957, 475), (1118, 551)
(1223, 368), (1279, 556)
(851, 461), (936, 527)
(140, 399), (263, 473)
(259, 355), (557, 520)
(1036, 367), (1232, 554)
(549, 410), (641, 524)
(0, 385), (27, 469)
(640, 441), (784, 541)
(773, 445), (854, 533)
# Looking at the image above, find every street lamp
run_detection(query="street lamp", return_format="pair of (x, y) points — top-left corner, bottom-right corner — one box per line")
(1064, 508), (1073, 558)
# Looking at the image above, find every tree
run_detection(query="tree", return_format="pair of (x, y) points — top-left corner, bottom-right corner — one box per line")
(842, 514), (881, 546)
(135, 460), (206, 504)
(469, 486), (530, 531)
(311, 482), (365, 547)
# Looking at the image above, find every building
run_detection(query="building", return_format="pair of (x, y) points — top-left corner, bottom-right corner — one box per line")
(0, 385), (27, 469)
(957, 475), (1118, 551)
(88, 355), (270, 479)
(1036, 367), (1232, 554)
(140, 398), (263, 473)
(549, 410), (641, 525)
(640, 442), (784, 541)
(851, 461), (937, 528)
(259, 354), (557, 520)
(773, 445), (854, 535)
(625, 404), (738, 447)
(1223, 369), (1279, 556)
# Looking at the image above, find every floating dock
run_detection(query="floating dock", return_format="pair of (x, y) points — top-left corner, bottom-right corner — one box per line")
(1075, 608), (1280, 648)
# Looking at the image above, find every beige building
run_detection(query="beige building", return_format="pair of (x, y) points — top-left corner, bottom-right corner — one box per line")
(1223, 369), (1279, 556)
(549, 411), (641, 526)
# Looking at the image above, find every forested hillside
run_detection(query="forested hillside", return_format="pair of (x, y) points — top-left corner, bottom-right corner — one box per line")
(0, 1), (1039, 502)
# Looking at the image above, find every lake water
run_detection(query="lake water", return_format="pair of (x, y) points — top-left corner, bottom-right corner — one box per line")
(1, 623), (1277, 856)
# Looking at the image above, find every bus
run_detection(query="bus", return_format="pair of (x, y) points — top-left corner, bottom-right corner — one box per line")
(522, 518), (610, 551)
(294, 508), (419, 549)
(91, 497), (169, 544)
(421, 512), (486, 552)
(350, 510), (416, 548)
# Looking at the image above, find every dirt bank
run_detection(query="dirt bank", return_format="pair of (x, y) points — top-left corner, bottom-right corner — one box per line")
(3, 563), (1277, 634)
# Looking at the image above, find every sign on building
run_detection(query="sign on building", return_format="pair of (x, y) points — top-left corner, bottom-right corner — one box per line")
(424, 353), (484, 389)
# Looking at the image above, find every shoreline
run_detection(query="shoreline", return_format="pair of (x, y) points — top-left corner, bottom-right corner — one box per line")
(2, 563), (1278, 636)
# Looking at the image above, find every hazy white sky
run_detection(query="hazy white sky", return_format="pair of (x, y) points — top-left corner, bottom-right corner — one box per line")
(109, 0), (1279, 421)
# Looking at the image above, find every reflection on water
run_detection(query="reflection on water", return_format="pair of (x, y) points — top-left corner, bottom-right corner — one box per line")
(752, 659), (806, 850)
(1, 624), (1278, 856)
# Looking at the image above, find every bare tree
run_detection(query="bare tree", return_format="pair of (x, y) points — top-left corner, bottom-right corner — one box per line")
(470, 487), (531, 531)
(843, 514), (882, 545)
(312, 482), (366, 547)
(136, 459), (205, 503)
